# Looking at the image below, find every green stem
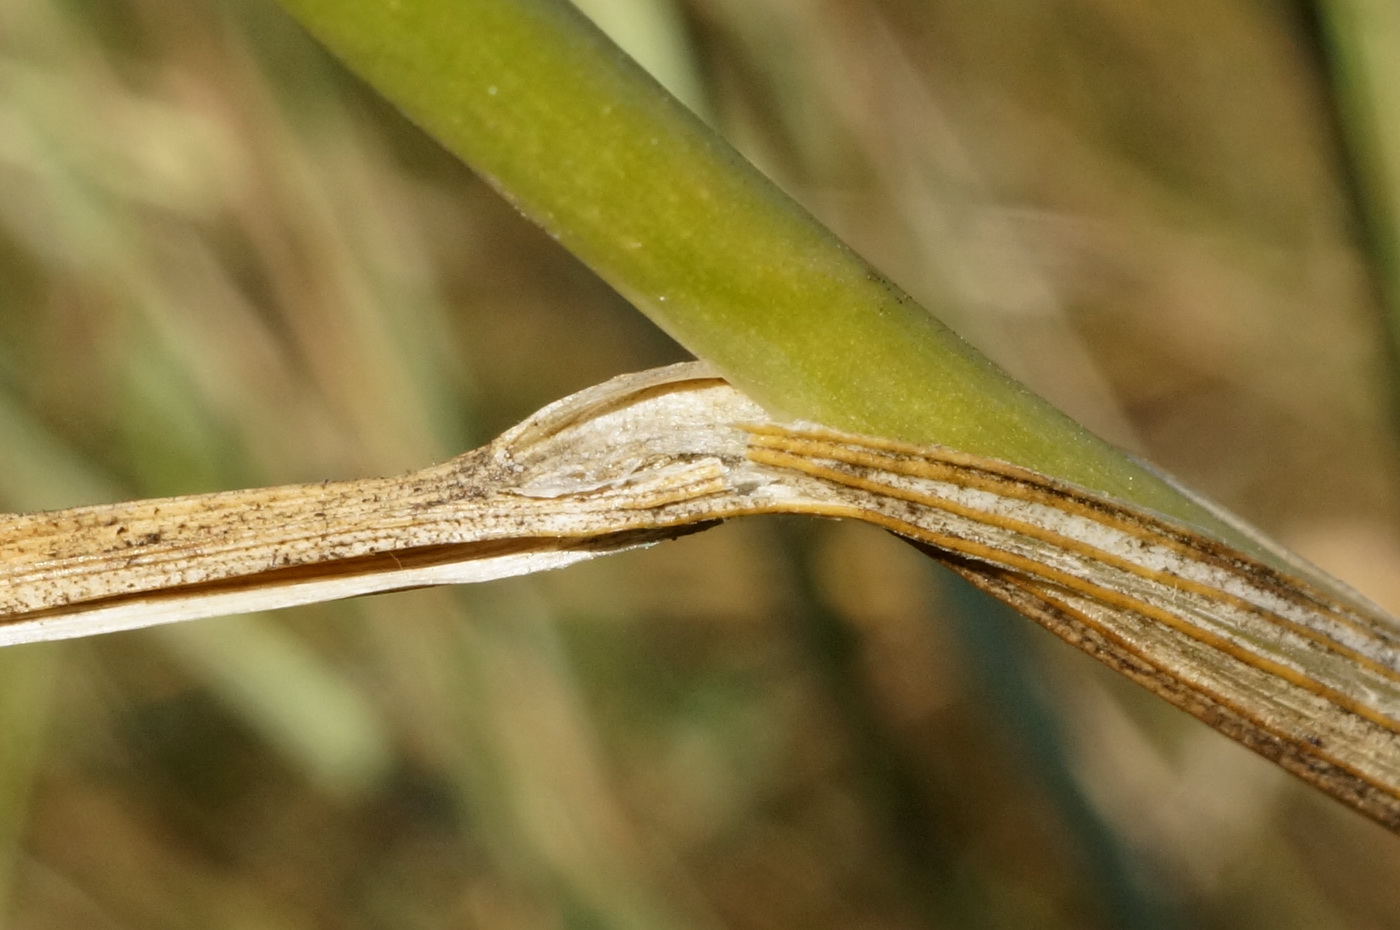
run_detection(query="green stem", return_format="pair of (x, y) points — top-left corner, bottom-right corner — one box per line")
(272, 0), (1236, 536)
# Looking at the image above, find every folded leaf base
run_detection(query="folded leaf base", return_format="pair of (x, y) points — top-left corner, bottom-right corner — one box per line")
(2, 363), (1398, 831)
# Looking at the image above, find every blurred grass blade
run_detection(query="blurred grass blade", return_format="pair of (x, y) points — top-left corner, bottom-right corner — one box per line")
(3, 364), (1398, 830)
(1315, 0), (1400, 427)
(0, 642), (59, 919)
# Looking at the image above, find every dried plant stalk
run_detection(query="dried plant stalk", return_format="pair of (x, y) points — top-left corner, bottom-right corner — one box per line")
(2, 363), (1398, 830)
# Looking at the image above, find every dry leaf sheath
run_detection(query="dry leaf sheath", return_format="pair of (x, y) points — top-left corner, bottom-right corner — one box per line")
(2, 363), (1399, 830)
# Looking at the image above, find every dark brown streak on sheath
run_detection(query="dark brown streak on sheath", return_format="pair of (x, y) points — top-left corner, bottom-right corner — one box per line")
(920, 544), (1400, 831)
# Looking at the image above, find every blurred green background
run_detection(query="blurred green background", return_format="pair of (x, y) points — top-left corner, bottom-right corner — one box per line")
(2, 0), (1400, 927)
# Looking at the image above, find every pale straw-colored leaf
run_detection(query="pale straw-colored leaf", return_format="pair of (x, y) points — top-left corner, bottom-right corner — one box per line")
(2, 362), (1398, 830)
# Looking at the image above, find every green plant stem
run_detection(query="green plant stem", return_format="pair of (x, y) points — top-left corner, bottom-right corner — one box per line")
(272, 0), (1238, 537)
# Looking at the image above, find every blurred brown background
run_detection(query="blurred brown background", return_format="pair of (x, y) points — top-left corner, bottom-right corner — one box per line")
(2, 0), (1400, 927)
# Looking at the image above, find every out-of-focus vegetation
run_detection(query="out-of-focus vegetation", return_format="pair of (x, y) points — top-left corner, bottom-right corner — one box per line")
(1, 0), (1399, 928)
